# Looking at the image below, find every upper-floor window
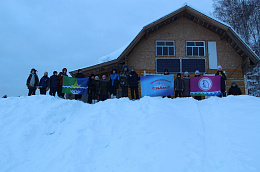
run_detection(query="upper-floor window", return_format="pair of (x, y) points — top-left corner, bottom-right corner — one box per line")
(186, 41), (205, 56)
(156, 41), (175, 56)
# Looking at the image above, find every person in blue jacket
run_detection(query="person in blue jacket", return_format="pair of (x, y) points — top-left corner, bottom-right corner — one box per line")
(38, 72), (50, 95)
(49, 71), (59, 96)
(109, 68), (120, 98)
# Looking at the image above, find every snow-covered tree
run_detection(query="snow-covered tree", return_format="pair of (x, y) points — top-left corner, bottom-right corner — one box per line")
(213, 0), (259, 56)
(213, 0), (260, 96)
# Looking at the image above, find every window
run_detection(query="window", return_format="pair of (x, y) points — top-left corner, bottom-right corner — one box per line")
(181, 59), (206, 73)
(186, 41), (205, 56)
(156, 59), (180, 73)
(156, 41), (175, 56)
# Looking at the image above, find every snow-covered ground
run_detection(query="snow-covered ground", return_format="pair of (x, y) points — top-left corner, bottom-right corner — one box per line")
(0, 95), (260, 172)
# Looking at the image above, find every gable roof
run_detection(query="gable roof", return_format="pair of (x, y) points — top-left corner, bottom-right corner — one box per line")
(70, 5), (259, 76)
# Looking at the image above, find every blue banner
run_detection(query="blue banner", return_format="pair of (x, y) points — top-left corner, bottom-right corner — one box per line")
(140, 75), (175, 97)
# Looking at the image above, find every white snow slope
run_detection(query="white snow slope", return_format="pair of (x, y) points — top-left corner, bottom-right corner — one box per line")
(1, 95), (260, 172)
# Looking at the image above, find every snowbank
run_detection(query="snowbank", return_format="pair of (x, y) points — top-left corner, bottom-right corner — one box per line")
(0, 95), (260, 172)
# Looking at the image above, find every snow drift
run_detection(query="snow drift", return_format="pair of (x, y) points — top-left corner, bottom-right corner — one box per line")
(0, 95), (260, 172)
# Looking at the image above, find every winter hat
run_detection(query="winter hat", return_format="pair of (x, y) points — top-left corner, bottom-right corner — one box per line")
(90, 74), (95, 77)
(218, 65), (222, 70)
(195, 70), (200, 75)
(31, 68), (37, 73)
(122, 65), (129, 71)
(95, 76), (99, 80)
(102, 75), (106, 79)
(184, 71), (189, 75)
(112, 68), (117, 73)
(130, 66), (135, 71)
(231, 82), (237, 86)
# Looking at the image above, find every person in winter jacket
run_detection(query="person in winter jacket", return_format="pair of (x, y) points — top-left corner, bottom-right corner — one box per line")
(38, 72), (50, 95)
(49, 71), (59, 96)
(228, 82), (242, 95)
(109, 69), (120, 98)
(26, 68), (39, 96)
(99, 75), (109, 101)
(120, 65), (129, 97)
(127, 66), (139, 100)
(58, 68), (68, 98)
(215, 65), (227, 97)
(174, 73), (184, 98)
(88, 74), (95, 104)
(182, 71), (190, 97)
(194, 70), (202, 100)
(163, 69), (171, 98)
(93, 76), (101, 103)
(75, 69), (85, 100)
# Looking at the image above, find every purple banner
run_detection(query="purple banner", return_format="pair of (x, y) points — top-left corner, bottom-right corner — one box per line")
(190, 75), (221, 96)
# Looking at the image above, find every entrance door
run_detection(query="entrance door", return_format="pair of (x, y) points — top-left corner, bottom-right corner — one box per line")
(208, 41), (218, 69)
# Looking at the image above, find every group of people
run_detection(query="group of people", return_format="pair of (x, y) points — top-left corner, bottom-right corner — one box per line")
(26, 68), (68, 98)
(86, 65), (140, 104)
(26, 65), (140, 103)
(164, 65), (242, 100)
(26, 65), (242, 102)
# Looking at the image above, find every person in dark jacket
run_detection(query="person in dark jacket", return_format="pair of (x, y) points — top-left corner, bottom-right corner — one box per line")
(174, 73), (184, 98)
(49, 71), (59, 96)
(120, 65), (129, 97)
(127, 66), (139, 100)
(88, 74), (95, 104)
(215, 65), (227, 97)
(182, 71), (190, 97)
(38, 72), (50, 95)
(99, 75), (109, 101)
(194, 70), (202, 100)
(26, 68), (39, 96)
(58, 68), (68, 98)
(93, 76), (101, 103)
(75, 69), (85, 100)
(228, 82), (242, 95)
(109, 69), (120, 98)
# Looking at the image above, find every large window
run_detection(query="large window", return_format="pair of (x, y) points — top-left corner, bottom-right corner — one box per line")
(186, 41), (205, 56)
(156, 58), (206, 73)
(156, 59), (180, 73)
(156, 41), (175, 56)
(182, 59), (206, 73)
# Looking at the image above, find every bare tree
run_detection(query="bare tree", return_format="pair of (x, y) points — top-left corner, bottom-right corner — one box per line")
(213, 0), (260, 55)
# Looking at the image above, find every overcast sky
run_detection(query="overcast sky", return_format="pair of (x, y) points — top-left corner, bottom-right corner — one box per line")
(0, 0), (214, 97)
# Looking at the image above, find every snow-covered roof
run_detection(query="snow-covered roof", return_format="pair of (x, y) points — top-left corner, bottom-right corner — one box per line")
(97, 45), (129, 64)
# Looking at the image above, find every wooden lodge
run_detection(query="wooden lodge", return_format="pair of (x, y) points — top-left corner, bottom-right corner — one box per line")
(70, 5), (260, 97)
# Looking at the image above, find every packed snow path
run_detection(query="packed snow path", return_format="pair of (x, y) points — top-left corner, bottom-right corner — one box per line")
(0, 95), (260, 172)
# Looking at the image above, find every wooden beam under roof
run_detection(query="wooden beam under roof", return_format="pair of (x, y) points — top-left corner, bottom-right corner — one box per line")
(221, 32), (227, 40)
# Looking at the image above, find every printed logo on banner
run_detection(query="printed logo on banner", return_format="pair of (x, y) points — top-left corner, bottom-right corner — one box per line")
(198, 77), (213, 91)
(151, 79), (171, 90)
(140, 75), (175, 97)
